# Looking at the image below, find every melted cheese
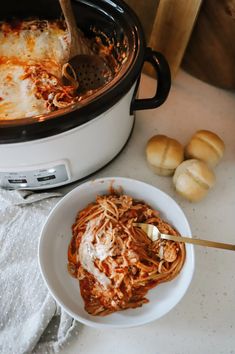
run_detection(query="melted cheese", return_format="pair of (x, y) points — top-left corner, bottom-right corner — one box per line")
(0, 20), (71, 119)
(0, 22), (68, 64)
(79, 217), (112, 288)
(0, 63), (47, 118)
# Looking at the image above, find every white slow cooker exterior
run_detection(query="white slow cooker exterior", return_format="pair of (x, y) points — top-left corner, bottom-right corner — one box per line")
(0, 85), (135, 190)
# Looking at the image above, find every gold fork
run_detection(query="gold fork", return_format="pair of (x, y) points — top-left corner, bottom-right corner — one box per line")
(133, 223), (235, 251)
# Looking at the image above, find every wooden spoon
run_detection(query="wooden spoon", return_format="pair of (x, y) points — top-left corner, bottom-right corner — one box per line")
(59, 0), (112, 92)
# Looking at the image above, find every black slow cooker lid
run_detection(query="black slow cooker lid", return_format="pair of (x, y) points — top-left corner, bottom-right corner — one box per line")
(0, 0), (145, 143)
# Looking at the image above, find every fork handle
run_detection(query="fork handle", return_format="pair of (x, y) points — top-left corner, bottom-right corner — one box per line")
(161, 234), (235, 251)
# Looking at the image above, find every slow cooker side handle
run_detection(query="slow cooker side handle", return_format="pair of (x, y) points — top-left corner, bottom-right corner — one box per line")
(131, 47), (171, 113)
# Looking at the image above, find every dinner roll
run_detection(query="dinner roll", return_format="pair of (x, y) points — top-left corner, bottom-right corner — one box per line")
(185, 130), (225, 167)
(173, 159), (215, 202)
(146, 135), (184, 176)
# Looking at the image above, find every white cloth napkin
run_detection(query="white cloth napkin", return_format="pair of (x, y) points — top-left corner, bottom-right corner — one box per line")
(0, 189), (80, 354)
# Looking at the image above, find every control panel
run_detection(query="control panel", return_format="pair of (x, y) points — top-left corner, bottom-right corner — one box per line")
(0, 162), (70, 189)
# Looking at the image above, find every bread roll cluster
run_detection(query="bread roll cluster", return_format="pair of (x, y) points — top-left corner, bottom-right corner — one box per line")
(146, 130), (224, 202)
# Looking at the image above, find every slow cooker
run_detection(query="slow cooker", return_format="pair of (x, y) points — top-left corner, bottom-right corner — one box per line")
(0, 0), (171, 190)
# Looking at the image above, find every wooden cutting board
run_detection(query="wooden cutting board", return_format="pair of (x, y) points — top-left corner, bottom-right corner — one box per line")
(124, 0), (202, 79)
(182, 0), (235, 89)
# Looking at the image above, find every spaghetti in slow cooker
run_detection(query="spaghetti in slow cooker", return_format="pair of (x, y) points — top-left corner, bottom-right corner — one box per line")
(68, 194), (186, 316)
(0, 19), (123, 119)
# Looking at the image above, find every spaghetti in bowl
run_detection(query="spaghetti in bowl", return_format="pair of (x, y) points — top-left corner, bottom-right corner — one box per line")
(38, 177), (195, 328)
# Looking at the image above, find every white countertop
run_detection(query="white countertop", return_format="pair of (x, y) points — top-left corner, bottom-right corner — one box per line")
(61, 70), (235, 354)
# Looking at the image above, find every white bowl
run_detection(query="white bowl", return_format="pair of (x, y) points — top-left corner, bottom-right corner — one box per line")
(38, 177), (195, 328)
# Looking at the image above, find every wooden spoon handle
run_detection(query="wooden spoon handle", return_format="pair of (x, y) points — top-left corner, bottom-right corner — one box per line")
(59, 0), (81, 59)
(161, 233), (235, 251)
